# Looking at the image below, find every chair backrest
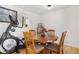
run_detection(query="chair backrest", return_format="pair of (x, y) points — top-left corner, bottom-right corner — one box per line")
(48, 29), (55, 37)
(59, 31), (67, 53)
(29, 30), (36, 36)
(23, 32), (35, 54)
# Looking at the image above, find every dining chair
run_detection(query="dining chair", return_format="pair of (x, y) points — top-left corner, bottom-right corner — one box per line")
(48, 29), (55, 36)
(45, 31), (67, 54)
(23, 32), (44, 54)
(29, 30), (39, 44)
(47, 29), (58, 41)
(29, 30), (36, 36)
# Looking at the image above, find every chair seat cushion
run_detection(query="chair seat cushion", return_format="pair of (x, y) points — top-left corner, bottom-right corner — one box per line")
(45, 43), (59, 51)
(35, 44), (44, 53)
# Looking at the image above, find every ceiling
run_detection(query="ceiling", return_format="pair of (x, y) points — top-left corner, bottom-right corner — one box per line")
(15, 5), (71, 15)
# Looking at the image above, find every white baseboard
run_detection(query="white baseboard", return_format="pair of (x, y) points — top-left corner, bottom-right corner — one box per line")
(64, 43), (79, 48)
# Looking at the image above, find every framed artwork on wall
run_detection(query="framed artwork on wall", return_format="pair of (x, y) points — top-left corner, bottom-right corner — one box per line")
(17, 14), (26, 28)
(0, 6), (18, 24)
(18, 14), (28, 28)
(22, 16), (28, 27)
(17, 13), (23, 28)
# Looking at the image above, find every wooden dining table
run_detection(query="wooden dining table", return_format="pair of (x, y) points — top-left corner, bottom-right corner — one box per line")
(33, 35), (58, 44)
(33, 35), (58, 54)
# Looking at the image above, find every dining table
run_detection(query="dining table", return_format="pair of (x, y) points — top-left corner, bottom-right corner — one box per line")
(32, 35), (58, 54)
(33, 35), (58, 44)
(22, 33), (58, 54)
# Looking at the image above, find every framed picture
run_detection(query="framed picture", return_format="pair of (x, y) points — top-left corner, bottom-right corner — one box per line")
(22, 16), (28, 27)
(0, 6), (17, 23)
(17, 13), (24, 28)
(18, 14), (28, 28)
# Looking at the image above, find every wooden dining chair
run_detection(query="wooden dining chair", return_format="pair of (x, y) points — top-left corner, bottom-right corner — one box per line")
(45, 31), (67, 54)
(23, 32), (44, 54)
(29, 30), (36, 36)
(48, 29), (55, 36)
(47, 29), (58, 41)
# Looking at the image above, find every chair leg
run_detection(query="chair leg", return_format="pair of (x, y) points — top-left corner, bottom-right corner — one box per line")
(51, 50), (59, 54)
(62, 50), (64, 54)
(59, 50), (64, 54)
(44, 49), (51, 54)
(61, 50), (64, 54)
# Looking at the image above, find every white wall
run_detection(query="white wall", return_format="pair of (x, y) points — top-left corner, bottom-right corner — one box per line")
(41, 6), (79, 48)
(0, 5), (40, 39)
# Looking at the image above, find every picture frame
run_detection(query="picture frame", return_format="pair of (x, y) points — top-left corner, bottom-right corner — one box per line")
(0, 6), (17, 23)
(17, 14), (24, 28)
(18, 15), (28, 28)
(22, 16), (28, 27)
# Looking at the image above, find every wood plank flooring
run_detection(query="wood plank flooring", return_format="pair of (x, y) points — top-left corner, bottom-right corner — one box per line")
(18, 45), (79, 54)
(64, 45), (79, 54)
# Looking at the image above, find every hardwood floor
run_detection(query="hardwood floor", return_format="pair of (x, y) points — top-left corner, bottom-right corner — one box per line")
(19, 48), (26, 54)
(18, 45), (79, 54)
(64, 45), (79, 54)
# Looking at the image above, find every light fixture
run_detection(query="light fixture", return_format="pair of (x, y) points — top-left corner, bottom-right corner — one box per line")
(47, 5), (54, 10)
(47, 5), (52, 7)
(43, 5), (54, 10)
